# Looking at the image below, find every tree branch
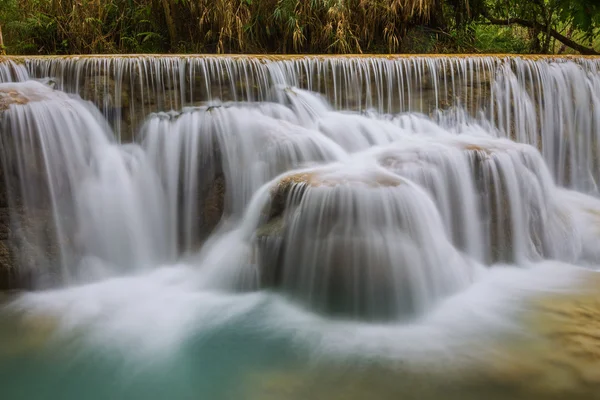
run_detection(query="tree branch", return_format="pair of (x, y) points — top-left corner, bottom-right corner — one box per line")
(161, 0), (178, 50)
(481, 10), (599, 55)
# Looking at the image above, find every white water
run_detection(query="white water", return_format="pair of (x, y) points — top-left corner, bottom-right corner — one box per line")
(0, 60), (28, 83)
(9, 55), (600, 190)
(1, 56), (600, 399)
(0, 81), (171, 284)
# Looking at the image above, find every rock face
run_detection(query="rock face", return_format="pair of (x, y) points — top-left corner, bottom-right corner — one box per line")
(464, 141), (564, 264)
(0, 90), (29, 111)
(0, 159), (44, 291)
(200, 174), (226, 240)
(0, 90), (29, 290)
(0, 210), (22, 291)
(81, 74), (135, 141)
(0, 84), (233, 290)
(0, 86), (67, 291)
(0, 224), (19, 291)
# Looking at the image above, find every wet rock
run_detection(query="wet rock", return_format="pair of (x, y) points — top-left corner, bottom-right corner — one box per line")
(0, 210), (8, 240)
(81, 74), (134, 141)
(198, 174), (226, 242)
(457, 272), (600, 399)
(253, 167), (467, 321)
(0, 88), (30, 111)
(0, 239), (34, 291)
(529, 276), (600, 377)
(0, 121), (18, 290)
(82, 75), (129, 109)
(465, 144), (545, 263)
(0, 86), (69, 291)
(0, 205), (63, 291)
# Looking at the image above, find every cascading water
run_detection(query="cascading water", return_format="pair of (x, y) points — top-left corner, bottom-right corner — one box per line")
(0, 60), (28, 83)
(1, 55), (600, 400)
(8, 55), (598, 189)
(0, 81), (171, 285)
(140, 103), (344, 254)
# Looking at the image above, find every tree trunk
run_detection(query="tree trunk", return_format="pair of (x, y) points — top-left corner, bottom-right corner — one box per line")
(161, 0), (178, 51)
(558, 26), (574, 54)
(528, 28), (542, 53)
(0, 23), (5, 55)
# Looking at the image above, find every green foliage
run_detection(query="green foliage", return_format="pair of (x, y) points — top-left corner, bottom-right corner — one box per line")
(473, 25), (530, 53)
(0, 0), (168, 54)
(473, 0), (600, 53)
(0, 0), (598, 55)
(0, 0), (56, 54)
(556, 0), (600, 34)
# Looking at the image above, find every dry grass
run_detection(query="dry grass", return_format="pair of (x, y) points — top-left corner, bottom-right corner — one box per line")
(1, 0), (437, 54)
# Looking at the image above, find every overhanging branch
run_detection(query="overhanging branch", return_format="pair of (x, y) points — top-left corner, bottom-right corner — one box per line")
(481, 10), (599, 55)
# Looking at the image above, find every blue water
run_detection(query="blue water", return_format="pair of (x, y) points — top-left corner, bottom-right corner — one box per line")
(0, 263), (594, 400)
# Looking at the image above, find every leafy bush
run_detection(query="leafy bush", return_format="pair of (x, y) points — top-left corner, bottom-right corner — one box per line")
(474, 25), (530, 54)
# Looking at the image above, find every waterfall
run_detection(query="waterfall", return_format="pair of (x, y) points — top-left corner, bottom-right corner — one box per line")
(141, 103), (344, 255)
(0, 81), (171, 286)
(1, 55), (600, 322)
(0, 59), (28, 83)
(4, 55), (597, 191)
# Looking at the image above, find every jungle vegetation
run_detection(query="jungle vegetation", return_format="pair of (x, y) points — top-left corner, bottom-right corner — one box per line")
(0, 0), (598, 55)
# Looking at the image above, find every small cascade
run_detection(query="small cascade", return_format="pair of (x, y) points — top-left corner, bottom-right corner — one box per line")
(255, 163), (480, 320)
(140, 103), (344, 254)
(1, 55), (600, 322)
(5, 55), (598, 191)
(493, 59), (600, 191)
(0, 81), (170, 286)
(0, 59), (29, 83)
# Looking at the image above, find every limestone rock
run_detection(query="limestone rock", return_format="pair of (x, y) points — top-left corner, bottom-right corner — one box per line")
(0, 89), (30, 111)
(377, 139), (561, 264)
(199, 174), (226, 242)
(254, 168), (423, 321)
(528, 276), (600, 384)
(0, 85), (66, 291)
(82, 75), (130, 109)
(0, 239), (33, 291)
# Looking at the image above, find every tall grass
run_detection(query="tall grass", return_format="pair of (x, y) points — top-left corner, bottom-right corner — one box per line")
(0, 0), (167, 54)
(159, 0), (439, 53)
(0, 0), (439, 54)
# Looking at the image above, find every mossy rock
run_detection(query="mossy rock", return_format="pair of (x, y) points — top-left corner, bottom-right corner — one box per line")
(0, 89), (30, 112)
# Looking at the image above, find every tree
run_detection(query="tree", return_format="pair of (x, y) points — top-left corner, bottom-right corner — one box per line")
(477, 0), (600, 55)
(0, 23), (4, 55)
(161, 0), (178, 50)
